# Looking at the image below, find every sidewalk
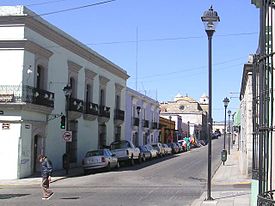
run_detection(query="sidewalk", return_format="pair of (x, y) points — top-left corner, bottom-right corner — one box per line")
(0, 167), (83, 186)
(191, 145), (251, 206)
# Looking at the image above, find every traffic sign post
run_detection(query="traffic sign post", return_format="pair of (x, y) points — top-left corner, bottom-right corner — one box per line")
(63, 131), (72, 142)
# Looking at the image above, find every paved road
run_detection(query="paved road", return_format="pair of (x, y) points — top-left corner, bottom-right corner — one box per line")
(0, 138), (224, 206)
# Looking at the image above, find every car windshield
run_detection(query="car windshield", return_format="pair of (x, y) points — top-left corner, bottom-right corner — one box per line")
(86, 150), (104, 157)
(152, 144), (158, 149)
(110, 141), (129, 149)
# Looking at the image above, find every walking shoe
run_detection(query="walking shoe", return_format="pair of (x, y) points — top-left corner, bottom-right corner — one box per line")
(42, 197), (47, 200)
(46, 192), (54, 200)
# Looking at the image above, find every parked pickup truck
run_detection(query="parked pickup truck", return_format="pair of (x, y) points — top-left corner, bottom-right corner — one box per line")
(110, 140), (141, 165)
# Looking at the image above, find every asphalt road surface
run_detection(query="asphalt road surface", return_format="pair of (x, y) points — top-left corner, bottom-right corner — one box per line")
(0, 138), (224, 206)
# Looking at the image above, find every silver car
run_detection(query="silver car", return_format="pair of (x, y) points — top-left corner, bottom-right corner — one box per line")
(82, 149), (119, 174)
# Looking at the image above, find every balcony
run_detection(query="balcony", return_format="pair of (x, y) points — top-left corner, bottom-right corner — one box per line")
(67, 97), (83, 120)
(114, 109), (124, 125)
(69, 97), (83, 112)
(0, 85), (54, 112)
(151, 122), (158, 129)
(132, 117), (139, 127)
(98, 105), (110, 123)
(142, 119), (149, 128)
(83, 102), (98, 121)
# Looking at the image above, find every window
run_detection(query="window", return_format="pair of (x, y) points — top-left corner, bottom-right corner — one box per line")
(115, 95), (120, 109)
(100, 89), (105, 106)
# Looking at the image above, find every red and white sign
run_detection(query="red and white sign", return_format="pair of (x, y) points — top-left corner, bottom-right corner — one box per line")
(63, 131), (72, 142)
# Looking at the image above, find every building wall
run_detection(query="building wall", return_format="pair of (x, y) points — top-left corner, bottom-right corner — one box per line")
(125, 88), (159, 146)
(240, 67), (253, 177)
(0, 6), (128, 179)
(0, 118), (21, 179)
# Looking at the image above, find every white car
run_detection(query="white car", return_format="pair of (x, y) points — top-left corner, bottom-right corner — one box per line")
(151, 142), (165, 157)
(110, 140), (141, 165)
(145, 144), (158, 158)
(82, 149), (119, 174)
(162, 143), (172, 155)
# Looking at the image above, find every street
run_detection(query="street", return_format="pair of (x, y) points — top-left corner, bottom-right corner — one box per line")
(0, 138), (224, 206)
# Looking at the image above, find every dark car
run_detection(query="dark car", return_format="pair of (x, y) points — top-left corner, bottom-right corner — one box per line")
(213, 129), (222, 139)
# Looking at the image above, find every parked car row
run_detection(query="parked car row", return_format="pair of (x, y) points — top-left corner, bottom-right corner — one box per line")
(82, 138), (202, 174)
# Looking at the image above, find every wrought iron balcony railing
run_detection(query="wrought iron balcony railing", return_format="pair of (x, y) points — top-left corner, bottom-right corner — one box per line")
(69, 97), (84, 113)
(84, 102), (98, 115)
(151, 122), (158, 129)
(98, 105), (110, 118)
(142, 119), (149, 128)
(0, 85), (54, 108)
(258, 190), (275, 206)
(132, 117), (139, 126)
(114, 109), (125, 121)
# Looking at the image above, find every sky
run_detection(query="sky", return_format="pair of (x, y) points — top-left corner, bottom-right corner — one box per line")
(0, 0), (260, 121)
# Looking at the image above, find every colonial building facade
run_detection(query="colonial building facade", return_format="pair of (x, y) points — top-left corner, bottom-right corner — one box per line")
(239, 59), (253, 177)
(160, 94), (208, 141)
(125, 87), (160, 146)
(0, 6), (129, 179)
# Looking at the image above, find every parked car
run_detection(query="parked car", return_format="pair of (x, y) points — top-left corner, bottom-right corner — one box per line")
(145, 144), (158, 159)
(176, 142), (184, 153)
(138, 145), (151, 161)
(213, 129), (222, 139)
(178, 140), (187, 152)
(151, 142), (165, 157)
(110, 140), (141, 165)
(162, 143), (172, 155)
(82, 149), (119, 174)
(167, 142), (179, 154)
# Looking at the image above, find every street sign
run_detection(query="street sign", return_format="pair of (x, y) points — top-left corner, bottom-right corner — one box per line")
(63, 131), (72, 142)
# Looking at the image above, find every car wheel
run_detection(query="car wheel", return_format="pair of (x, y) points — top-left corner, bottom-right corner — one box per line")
(138, 154), (142, 164)
(107, 163), (111, 171)
(129, 156), (135, 166)
(83, 169), (89, 175)
(142, 154), (146, 162)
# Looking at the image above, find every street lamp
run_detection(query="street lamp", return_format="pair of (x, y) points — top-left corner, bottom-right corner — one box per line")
(201, 5), (220, 201)
(227, 110), (231, 155)
(222, 97), (230, 166)
(169, 115), (172, 143)
(187, 121), (190, 138)
(63, 84), (72, 174)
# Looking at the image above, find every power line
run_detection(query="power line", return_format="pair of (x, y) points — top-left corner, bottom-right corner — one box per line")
(89, 32), (258, 45)
(37, 0), (116, 17)
(137, 57), (246, 80)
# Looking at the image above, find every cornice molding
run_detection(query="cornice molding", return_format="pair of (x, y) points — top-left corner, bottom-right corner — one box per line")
(99, 75), (110, 86)
(68, 60), (82, 74)
(0, 39), (53, 58)
(115, 83), (124, 92)
(85, 68), (97, 79)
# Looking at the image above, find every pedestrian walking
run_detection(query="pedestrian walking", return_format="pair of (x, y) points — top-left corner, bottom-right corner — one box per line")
(38, 154), (54, 200)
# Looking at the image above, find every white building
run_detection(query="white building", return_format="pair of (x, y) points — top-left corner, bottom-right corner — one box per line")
(239, 59), (253, 177)
(125, 88), (160, 146)
(0, 6), (129, 179)
(160, 94), (208, 141)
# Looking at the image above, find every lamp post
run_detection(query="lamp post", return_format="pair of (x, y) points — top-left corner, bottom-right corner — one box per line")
(227, 110), (231, 155)
(187, 121), (190, 138)
(136, 106), (141, 146)
(169, 115), (172, 143)
(201, 6), (220, 201)
(63, 84), (72, 174)
(222, 97), (230, 165)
